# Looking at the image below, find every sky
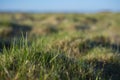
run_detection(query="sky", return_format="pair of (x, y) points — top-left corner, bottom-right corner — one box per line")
(0, 0), (120, 13)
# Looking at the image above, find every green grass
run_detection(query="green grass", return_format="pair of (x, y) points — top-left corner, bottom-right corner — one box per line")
(0, 13), (120, 80)
(0, 35), (120, 80)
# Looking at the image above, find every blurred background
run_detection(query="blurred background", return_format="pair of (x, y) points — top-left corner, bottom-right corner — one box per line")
(0, 1), (120, 80)
(0, 0), (120, 46)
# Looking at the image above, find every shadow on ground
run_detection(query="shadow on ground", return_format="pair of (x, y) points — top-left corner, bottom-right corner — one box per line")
(79, 36), (120, 53)
(87, 59), (120, 80)
(0, 22), (32, 38)
(0, 22), (32, 52)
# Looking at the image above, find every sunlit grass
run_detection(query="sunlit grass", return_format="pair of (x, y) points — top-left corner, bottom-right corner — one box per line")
(0, 13), (120, 80)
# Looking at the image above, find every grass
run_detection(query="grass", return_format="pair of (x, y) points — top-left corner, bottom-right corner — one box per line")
(0, 35), (120, 80)
(0, 12), (120, 80)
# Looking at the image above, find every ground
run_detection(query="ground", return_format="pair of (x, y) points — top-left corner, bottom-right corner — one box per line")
(0, 12), (120, 80)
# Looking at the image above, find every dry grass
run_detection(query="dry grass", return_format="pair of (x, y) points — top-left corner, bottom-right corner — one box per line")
(0, 12), (120, 80)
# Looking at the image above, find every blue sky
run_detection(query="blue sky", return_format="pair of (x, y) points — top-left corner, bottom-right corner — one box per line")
(0, 0), (120, 12)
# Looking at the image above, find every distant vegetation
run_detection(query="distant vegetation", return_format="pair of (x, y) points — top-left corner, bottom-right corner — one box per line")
(0, 12), (120, 80)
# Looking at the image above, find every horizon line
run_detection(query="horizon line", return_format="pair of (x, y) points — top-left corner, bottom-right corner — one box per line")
(0, 9), (120, 14)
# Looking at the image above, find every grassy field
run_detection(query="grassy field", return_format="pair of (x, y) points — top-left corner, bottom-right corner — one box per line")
(0, 12), (120, 80)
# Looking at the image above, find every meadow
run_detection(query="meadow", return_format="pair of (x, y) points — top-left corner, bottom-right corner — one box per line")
(0, 12), (120, 80)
